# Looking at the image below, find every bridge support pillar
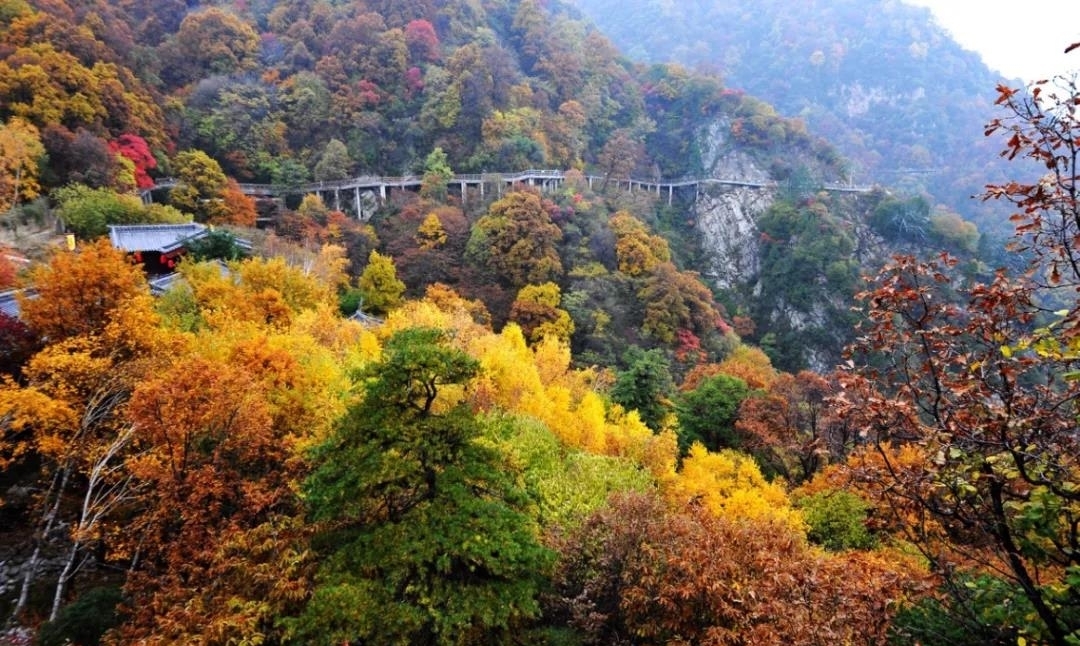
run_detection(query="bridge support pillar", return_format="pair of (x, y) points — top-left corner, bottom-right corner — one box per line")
(354, 188), (361, 218)
(334, 189), (341, 212)
(461, 181), (467, 205)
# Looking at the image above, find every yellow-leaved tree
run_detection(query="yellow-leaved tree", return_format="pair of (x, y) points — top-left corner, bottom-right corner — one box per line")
(357, 249), (405, 315)
(0, 117), (45, 212)
(508, 282), (575, 344)
(664, 443), (804, 531)
(5, 239), (176, 623)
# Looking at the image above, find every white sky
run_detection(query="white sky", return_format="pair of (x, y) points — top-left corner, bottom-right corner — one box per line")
(905, 0), (1080, 83)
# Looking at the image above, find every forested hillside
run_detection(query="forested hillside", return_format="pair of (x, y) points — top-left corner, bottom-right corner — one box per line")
(568, 0), (1034, 235)
(3, 0), (1080, 644)
(0, 0), (844, 188)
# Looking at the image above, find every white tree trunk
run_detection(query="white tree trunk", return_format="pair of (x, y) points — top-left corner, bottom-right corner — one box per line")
(8, 465), (70, 625)
(48, 425), (135, 622)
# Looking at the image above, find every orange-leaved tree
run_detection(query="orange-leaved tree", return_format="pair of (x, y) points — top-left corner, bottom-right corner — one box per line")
(115, 351), (301, 643)
(550, 492), (926, 645)
(4, 240), (168, 622)
(19, 239), (148, 342)
(735, 370), (851, 483)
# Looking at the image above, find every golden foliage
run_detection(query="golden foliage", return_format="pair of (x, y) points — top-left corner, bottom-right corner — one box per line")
(664, 443), (804, 531)
(180, 256), (335, 331)
(610, 210), (670, 277)
(508, 282), (575, 344)
(416, 212), (448, 249)
(716, 343), (779, 389)
(20, 238), (149, 342)
(0, 378), (78, 471)
(0, 117), (45, 210)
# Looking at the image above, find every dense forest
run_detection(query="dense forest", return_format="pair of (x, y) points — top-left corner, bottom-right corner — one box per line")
(2, 0), (1080, 644)
(569, 0), (1032, 239)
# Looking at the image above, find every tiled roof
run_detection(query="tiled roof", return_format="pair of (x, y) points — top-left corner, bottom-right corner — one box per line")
(147, 272), (186, 296)
(0, 288), (34, 319)
(108, 223), (208, 253)
(147, 260), (233, 296)
(349, 309), (384, 327)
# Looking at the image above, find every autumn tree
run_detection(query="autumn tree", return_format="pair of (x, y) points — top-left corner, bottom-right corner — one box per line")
(641, 264), (718, 343)
(169, 149), (228, 223)
(404, 19), (440, 63)
(3, 240), (164, 622)
(162, 8), (259, 87)
(508, 282), (575, 345)
(0, 117), (45, 212)
(116, 352), (297, 643)
(1, 341), (146, 624)
(550, 492), (923, 645)
(598, 128), (645, 190)
(288, 328), (553, 645)
(108, 134), (157, 189)
(216, 178), (258, 227)
(732, 371), (850, 483)
(0, 42), (164, 149)
(416, 212), (448, 249)
(357, 249), (405, 315)
(836, 76), (1080, 643)
(19, 239), (147, 342)
(466, 189), (563, 288)
(609, 210), (670, 276)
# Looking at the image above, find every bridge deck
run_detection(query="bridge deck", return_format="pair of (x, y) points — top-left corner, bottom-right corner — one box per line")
(143, 169), (872, 201)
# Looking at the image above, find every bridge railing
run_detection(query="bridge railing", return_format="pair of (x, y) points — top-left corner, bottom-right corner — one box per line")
(147, 170), (873, 198)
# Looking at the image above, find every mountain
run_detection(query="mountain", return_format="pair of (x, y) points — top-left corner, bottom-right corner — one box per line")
(2, 0), (874, 368)
(2, 0), (1002, 369)
(1, 0), (825, 185)
(567, 0), (1032, 232)
(5, 1), (1076, 643)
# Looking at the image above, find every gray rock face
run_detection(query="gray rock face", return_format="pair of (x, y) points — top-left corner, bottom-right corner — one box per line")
(695, 186), (771, 290)
(692, 119), (774, 289)
(688, 118), (883, 371)
(697, 120), (772, 183)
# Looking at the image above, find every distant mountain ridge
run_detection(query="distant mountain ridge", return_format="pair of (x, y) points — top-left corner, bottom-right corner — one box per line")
(567, 0), (1032, 230)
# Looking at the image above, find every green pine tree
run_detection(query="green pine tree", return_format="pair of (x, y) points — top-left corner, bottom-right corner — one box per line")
(287, 328), (554, 646)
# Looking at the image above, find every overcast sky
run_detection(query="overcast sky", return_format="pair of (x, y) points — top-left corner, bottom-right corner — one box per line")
(905, 0), (1080, 83)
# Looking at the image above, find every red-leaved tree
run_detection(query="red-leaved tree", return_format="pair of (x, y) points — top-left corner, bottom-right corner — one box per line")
(836, 72), (1080, 644)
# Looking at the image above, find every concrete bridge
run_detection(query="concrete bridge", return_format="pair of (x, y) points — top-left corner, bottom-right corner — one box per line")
(143, 169), (873, 219)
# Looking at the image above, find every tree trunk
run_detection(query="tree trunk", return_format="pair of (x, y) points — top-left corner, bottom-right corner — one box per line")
(8, 465), (70, 625)
(49, 537), (81, 622)
(48, 425), (135, 621)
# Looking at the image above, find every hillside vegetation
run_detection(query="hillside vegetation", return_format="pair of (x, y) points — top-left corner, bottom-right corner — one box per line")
(569, 0), (1037, 234)
(3, 0), (1079, 644)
